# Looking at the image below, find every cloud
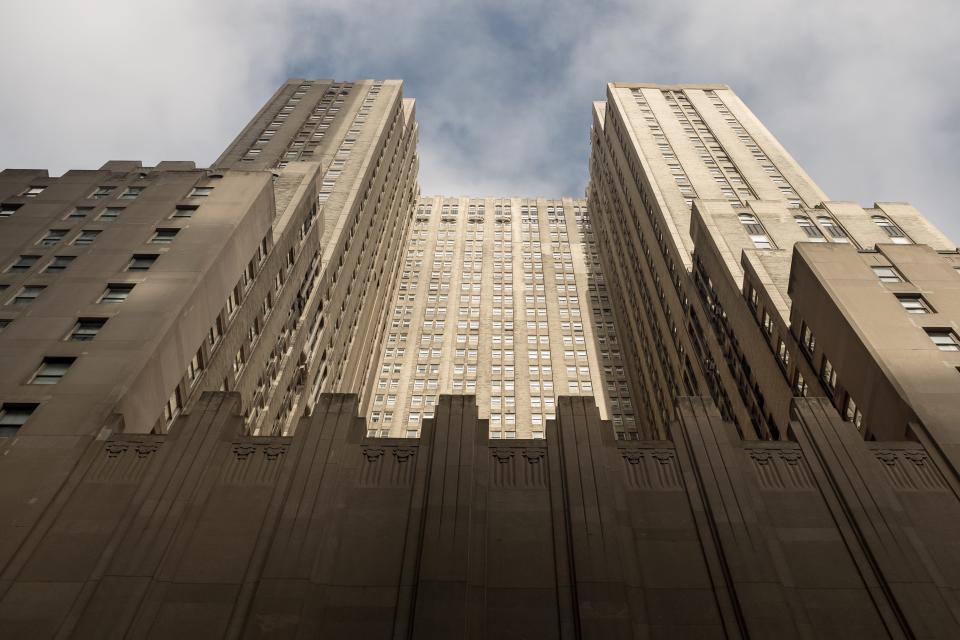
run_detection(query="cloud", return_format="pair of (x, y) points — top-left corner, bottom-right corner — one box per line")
(1, 0), (957, 241)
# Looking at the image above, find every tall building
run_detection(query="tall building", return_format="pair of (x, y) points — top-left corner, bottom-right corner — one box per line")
(0, 79), (418, 440)
(589, 83), (958, 442)
(0, 79), (959, 638)
(368, 196), (634, 439)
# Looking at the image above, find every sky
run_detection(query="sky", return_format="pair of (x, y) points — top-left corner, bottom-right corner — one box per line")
(1, 0), (958, 242)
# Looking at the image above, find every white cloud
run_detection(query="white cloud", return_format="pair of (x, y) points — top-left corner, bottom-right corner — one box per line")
(1, 0), (957, 240)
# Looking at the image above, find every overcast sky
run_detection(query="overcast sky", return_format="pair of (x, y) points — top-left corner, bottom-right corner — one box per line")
(1, 0), (957, 242)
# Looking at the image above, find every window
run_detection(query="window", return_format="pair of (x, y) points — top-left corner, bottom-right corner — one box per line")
(872, 266), (902, 283)
(44, 256), (75, 273)
(30, 357), (76, 384)
(127, 254), (158, 271)
(233, 346), (246, 374)
(39, 230), (67, 246)
(801, 324), (816, 353)
(66, 207), (92, 219)
(762, 311), (775, 335)
(90, 186), (114, 199)
(8, 255), (38, 272)
(120, 186), (144, 199)
(11, 285), (44, 304)
(844, 396), (863, 432)
(817, 216), (848, 241)
(1, 203), (22, 217)
(98, 207), (124, 221)
(872, 216), (910, 244)
(793, 370), (808, 396)
(187, 348), (204, 384)
(738, 213), (773, 249)
(72, 230), (101, 246)
(897, 294), (932, 314)
(22, 186), (45, 197)
(189, 186), (213, 197)
(163, 387), (182, 426)
(172, 205), (197, 218)
(69, 318), (107, 341)
(100, 283), (134, 303)
(927, 329), (960, 352)
(776, 338), (791, 367)
(150, 228), (179, 244)
(208, 316), (224, 348)
(820, 356), (837, 391)
(0, 403), (38, 435)
(794, 216), (825, 241)
(0, 319), (9, 332)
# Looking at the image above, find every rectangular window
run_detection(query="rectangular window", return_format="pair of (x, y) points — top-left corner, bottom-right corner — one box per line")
(172, 205), (197, 218)
(98, 207), (124, 221)
(100, 283), (134, 303)
(189, 186), (213, 197)
(793, 370), (808, 396)
(897, 294), (932, 314)
(0, 403), (38, 435)
(872, 266), (902, 283)
(233, 346), (245, 374)
(1, 203), (22, 217)
(150, 228), (180, 244)
(844, 395), (863, 432)
(30, 357), (76, 384)
(801, 324), (816, 353)
(776, 338), (791, 367)
(44, 256), (75, 273)
(11, 285), (45, 304)
(127, 254), (158, 271)
(90, 186), (114, 199)
(7, 255), (39, 272)
(927, 329), (960, 352)
(762, 311), (775, 335)
(66, 207), (92, 219)
(39, 230), (66, 246)
(187, 348), (204, 384)
(72, 230), (101, 246)
(163, 387), (182, 425)
(820, 356), (837, 391)
(22, 186), (46, 197)
(69, 318), (107, 341)
(208, 316), (224, 348)
(120, 186), (144, 199)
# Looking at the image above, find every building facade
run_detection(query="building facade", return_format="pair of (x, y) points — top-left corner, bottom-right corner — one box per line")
(367, 196), (635, 439)
(588, 83), (958, 442)
(0, 79), (959, 638)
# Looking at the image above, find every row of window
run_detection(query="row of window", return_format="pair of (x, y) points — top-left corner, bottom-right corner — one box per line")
(6, 184), (210, 204)
(739, 212), (911, 250)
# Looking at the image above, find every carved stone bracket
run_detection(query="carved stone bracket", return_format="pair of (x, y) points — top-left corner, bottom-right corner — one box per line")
(393, 447), (415, 463)
(362, 447), (385, 462)
(521, 449), (546, 464)
(233, 445), (257, 461)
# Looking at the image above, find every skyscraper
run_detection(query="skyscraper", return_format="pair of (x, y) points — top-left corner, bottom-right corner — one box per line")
(367, 196), (634, 440)
(0, 79), (418, 439)
(0, 79), (958, 638)
(589, 83), (958, 442)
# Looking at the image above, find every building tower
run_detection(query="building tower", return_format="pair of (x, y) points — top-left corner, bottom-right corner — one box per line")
(588, 83), (958, 442)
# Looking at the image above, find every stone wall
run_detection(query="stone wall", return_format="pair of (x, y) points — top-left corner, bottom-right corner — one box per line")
(0, 392), (957, 638)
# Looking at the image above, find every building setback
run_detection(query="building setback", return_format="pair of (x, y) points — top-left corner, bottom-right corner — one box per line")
(0, 79), (958, 638)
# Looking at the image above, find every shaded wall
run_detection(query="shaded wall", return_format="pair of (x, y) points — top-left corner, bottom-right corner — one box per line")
(0, 392), (958, 638)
